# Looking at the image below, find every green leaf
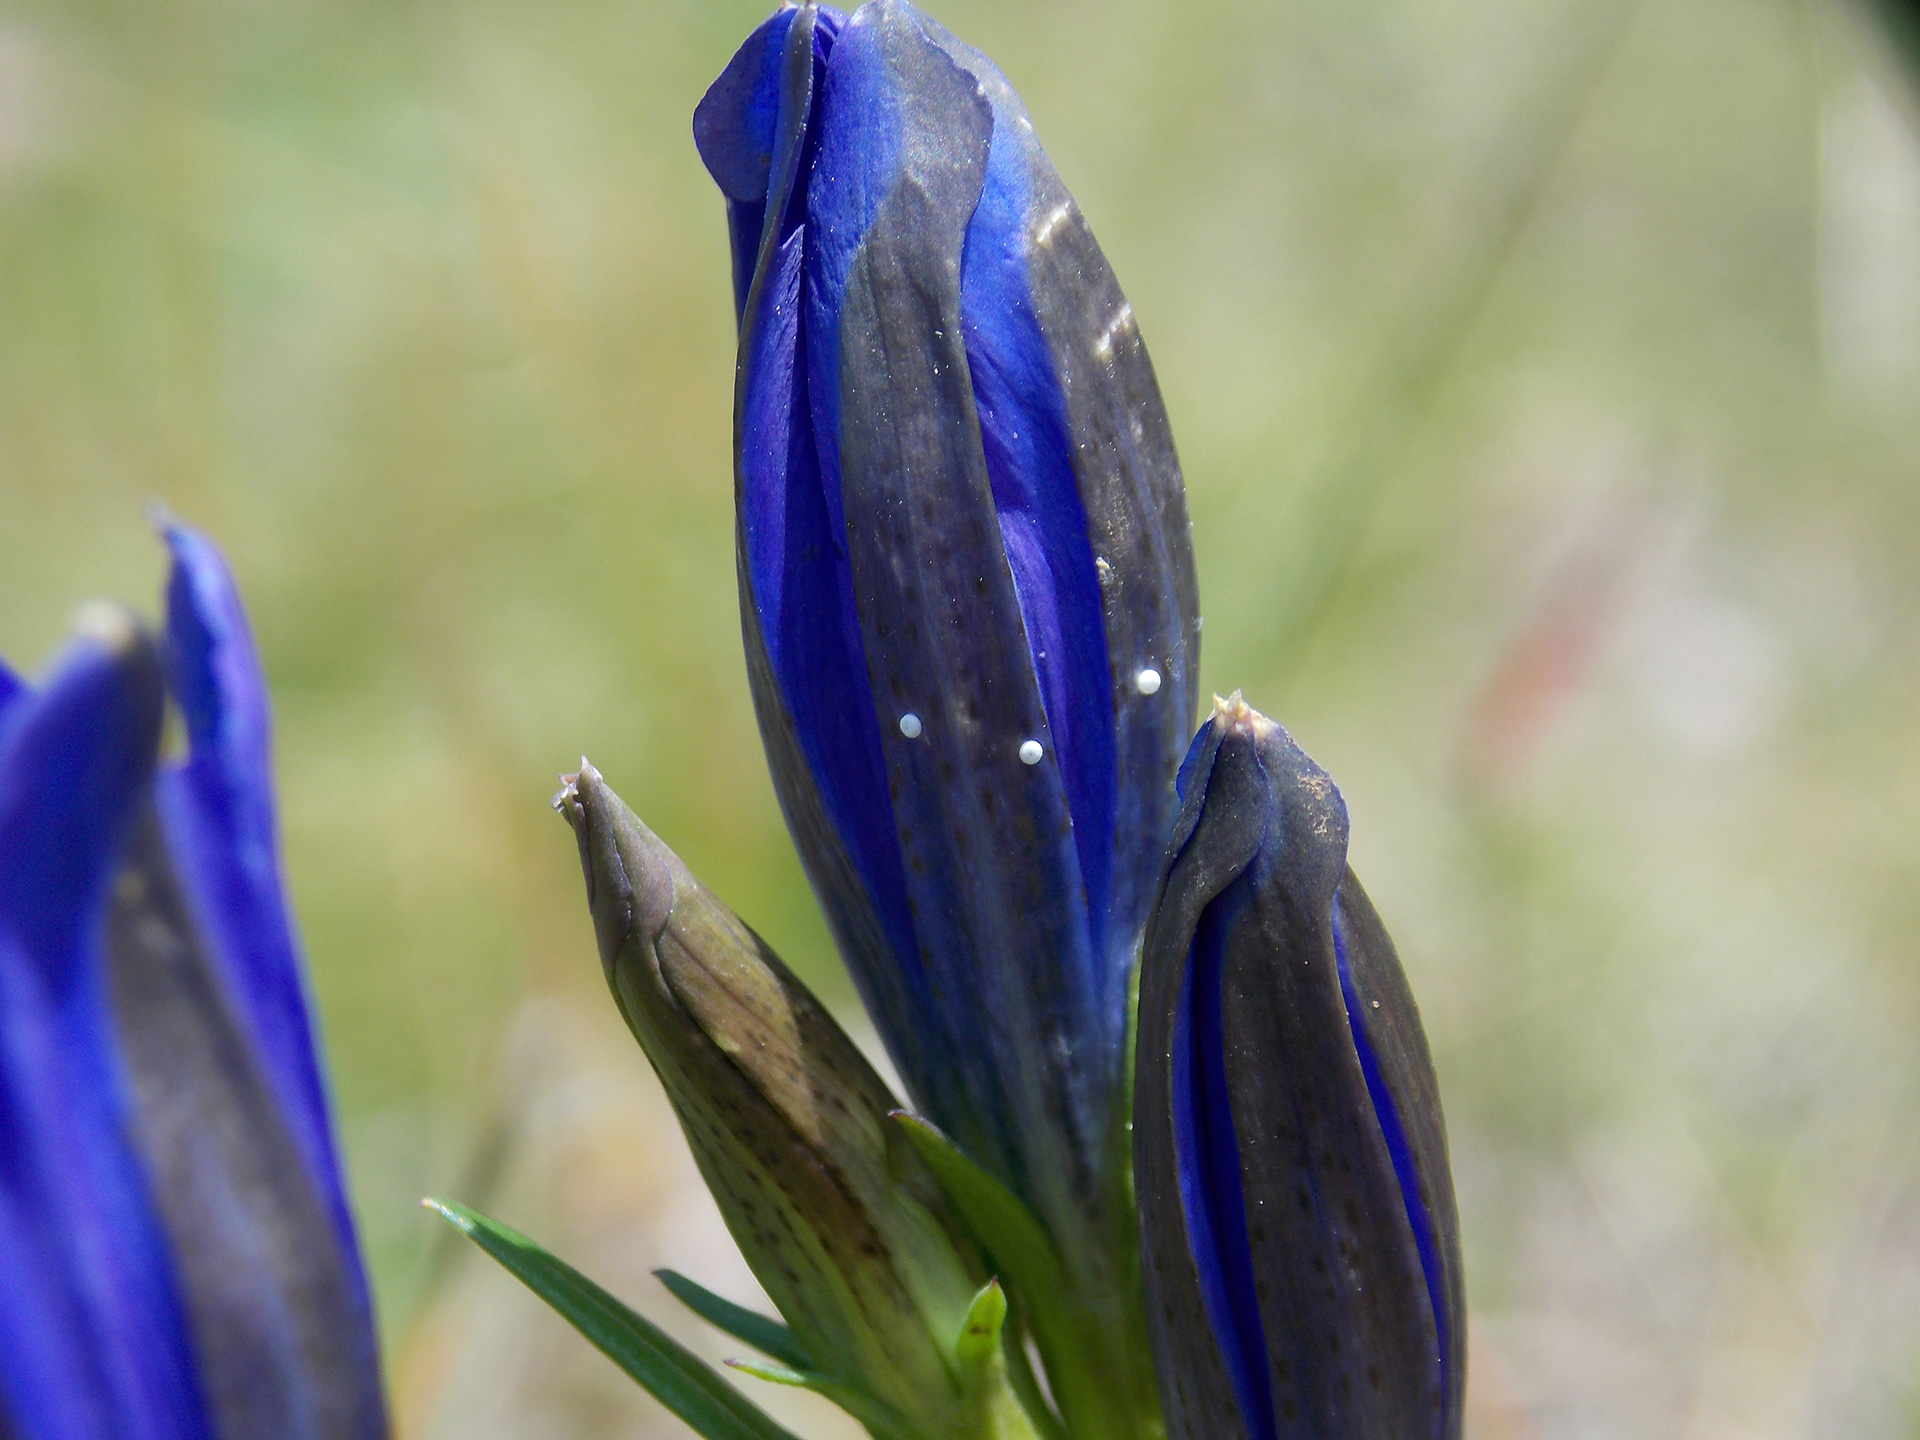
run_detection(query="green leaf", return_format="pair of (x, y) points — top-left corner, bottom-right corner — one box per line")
(655, 1269), (813, 1371)
(890, 1114), (1138, 1440)
(725, 1359), (930, 1440)
(424, 1198), (801, 1440)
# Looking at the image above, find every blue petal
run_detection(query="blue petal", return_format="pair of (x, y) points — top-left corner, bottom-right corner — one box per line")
(736, 222), (930, 1085)
(694, 4), (844, 321)
(722, 4), (940, 1143)
(0, 658), (25, 718)
(154, 523), (375, 1333)
(694, 8), (801, 205)
(954, 112), (1115, 958)
(0, 625), (213, 1440)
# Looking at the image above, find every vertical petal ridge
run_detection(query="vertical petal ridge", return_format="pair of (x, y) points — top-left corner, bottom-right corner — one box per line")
(945, 76), (1114, 960)
(0, 624), (213, 1440)
(723, 3), (934, 1125)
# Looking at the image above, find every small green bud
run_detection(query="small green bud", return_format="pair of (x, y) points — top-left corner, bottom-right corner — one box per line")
(555, 762), (1041, 1440)
(951, 1282), (1046, 1440)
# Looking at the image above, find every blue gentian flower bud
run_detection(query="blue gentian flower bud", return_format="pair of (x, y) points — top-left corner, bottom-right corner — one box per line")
(0, 525), (388, 1440)
(693, 0), (1200, 1336)
(1133, 695), (1465, 1440)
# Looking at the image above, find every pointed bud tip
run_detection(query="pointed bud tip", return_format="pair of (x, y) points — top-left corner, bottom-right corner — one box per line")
(1210, 689), (1281, 744)
(141, 499), (180, 537)
(551, 757), (599, 822)
(553, 759), (679, 975)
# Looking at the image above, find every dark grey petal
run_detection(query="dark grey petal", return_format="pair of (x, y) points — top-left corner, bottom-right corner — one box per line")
(106, 809), (387, 1440)
(1219, 723), (1441, 1440)
(936, 27), (1201, 957)
(1333, 871), (1466, 1437)
(1134, 708), (1267, 1440)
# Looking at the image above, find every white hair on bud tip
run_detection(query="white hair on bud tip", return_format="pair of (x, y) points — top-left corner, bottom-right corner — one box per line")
(1018, 739), (1044, 766)
(898, 712), (923, 739)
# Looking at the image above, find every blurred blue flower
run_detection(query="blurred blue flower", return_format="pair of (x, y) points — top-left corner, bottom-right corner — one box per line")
(0, 524), (388, 1440)
(692, 0), (1200, 1323)
(1134, 695), (1464, 1440)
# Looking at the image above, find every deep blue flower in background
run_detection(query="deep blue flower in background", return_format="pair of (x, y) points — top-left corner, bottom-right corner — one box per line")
(1133, 695), (1465, 1440)
(0, 525), (388, 1440)
(693, 0), (1200, 1328)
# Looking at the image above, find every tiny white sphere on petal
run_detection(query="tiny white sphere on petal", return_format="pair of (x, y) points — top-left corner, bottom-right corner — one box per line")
(898, 712), (923, 739)
(1018, 739), (1044, 766)
(1135, 667), (1162, 696)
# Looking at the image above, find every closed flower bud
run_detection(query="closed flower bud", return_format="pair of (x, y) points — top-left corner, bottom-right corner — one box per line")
(1133, 695), (1465, 1440)
(555, 762), (1035, 1439)
(694, 0), (1200, 1341)
(0, 525), (387, 1440)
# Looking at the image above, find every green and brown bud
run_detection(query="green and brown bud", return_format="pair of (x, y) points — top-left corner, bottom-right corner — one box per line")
(554, 762), (1041, 1440)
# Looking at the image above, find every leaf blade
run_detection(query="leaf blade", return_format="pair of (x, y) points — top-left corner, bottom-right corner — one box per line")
(425, 1198), (802, 1440)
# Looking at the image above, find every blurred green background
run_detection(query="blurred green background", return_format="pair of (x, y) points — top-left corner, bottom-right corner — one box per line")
(4, 0), (1920, 1433)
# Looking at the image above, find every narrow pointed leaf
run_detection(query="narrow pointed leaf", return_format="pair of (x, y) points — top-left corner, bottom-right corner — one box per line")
(655, 1270), (812, 1372)
(424, 1199), (800, 1440)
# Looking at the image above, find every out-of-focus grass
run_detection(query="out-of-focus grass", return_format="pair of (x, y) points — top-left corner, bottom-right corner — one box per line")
(4, 0), (1920, 1434)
